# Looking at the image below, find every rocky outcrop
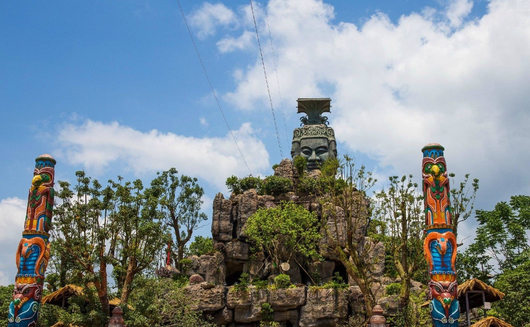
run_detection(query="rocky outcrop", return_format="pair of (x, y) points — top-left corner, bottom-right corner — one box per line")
(299, 288), (349, 327)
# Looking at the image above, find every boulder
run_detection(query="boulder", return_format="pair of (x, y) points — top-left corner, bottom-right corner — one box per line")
(225, 240), (250, 261)
(236, 190), (259, 238)
(183, 283), (225, 312)
(227, 287), (269, 323)
(270, 287), (306, 311)
(213, 307), (233, 325)
(299, 288), (349, 327)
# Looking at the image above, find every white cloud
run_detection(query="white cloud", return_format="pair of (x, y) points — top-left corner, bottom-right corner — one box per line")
(217, 30), (255, 53)
(446, 0), (474, 27)
(0, 197), (26, 286)
(211, 0), (530, 226)
(188, 2), (238, 39)
(56, 120), (270, 190)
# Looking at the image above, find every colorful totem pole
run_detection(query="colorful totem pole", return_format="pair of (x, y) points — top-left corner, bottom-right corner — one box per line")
(8, 154), (56, 327)
(422, 144), (459, 326)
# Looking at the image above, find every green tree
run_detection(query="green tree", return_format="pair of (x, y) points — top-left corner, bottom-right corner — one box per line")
(449, 173), (479, 240)
(491, 261), (530, 327)
(0, 284), (12, 326)
(462, 195), (530, 275)
(52, 171), (168, 314)
(373, 175), (425, 311)
(189, 236), (214, 256)
(151, 168), (208, 266)
(244, 201), (321, 275)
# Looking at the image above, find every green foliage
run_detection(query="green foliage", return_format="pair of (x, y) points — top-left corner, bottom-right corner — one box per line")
(189, 236), (214, 256)
(37, 287), (108, 327)
(386, 282), (402, 295)
(272, 164), (279, 170)
(461, 195), (530, 277)
(262, 176), (292, 196)
(297, 158), (346, 196)
(125, 277), (215, 327)
(226, 175), (241, 194)
(491, 260), (530, 326)
(179, 258), (193, 273)
(274, 274), (291, 289)
(260, 302), (274, 321)
(233, 273), (251, 292)
(386, 291), (431, 327)
(252, 279), (269, 290)
(293, 155), (307, 176)
(225, 175), (263, 195)
(448, 173), (479, 238)
(245, 201), (321, 273)
(152, 168), (208, 265)
(0, 285), (12, 326)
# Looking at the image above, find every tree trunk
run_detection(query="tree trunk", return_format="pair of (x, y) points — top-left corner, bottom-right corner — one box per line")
(120, 256), (136, 305)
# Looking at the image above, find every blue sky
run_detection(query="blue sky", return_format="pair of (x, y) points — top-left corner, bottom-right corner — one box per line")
(1, 0), (529, 285)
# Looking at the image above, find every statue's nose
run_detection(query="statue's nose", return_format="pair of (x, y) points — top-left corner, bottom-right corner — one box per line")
(308, 151), (319, 161)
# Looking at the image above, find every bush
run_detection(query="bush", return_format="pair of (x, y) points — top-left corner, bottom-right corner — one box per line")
(386, 282), (402, 296)
(262, 176), (292, 196)
(233, 273), (250, 292)
(179, 258), (193, 273)
(189, 236), (214, 256)
(294, 156), (307, 176)
(274, 274), (291, 289)
(260, 302), (274, 321)
(226, 175), (263, 195)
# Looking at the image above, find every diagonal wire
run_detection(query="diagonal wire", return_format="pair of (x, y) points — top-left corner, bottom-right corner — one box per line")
(176, 0), (252, 176)
(249, 0), (284, 159)
(264, 5), (290, 149)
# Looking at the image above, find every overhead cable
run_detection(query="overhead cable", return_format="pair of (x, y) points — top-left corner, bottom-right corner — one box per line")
(176, 0), (252, 176)
(249, 0), (284, 159)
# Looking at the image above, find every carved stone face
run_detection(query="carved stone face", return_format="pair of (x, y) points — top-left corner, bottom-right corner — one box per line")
(299, 138), (333, 170)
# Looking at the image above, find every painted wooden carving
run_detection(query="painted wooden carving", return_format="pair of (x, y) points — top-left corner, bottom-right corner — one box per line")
(422, 144), (459, 326)
(8, 154), (55, 327)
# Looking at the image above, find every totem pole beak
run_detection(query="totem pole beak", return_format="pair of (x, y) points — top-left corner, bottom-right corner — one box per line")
(431, 165), (440, 176)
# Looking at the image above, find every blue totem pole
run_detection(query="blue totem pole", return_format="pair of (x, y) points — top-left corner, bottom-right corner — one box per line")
(8, 154), (56, 327)
(422, 144), (459, 326)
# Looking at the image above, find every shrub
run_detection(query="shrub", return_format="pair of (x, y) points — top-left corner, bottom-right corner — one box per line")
(293, 156), (307, 176)
(233, 273), (250, 292)
(252, 279), (269, 290)
(189, 236), (214, 256)
(226, 175), (241, 194)
(226, 175), (263, 195)
(272, 164), (279, 170)
(386, 282), (402, 296)
(179, 258), (193, 273)
(274, 274), (291, 289)
(262, 176), (292, 196)
(260, 302), (274, 321)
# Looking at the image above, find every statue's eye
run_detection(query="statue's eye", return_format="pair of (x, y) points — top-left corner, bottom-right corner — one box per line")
(425, 164), (432, 173)
(315, 146), (328, 156)
(301, 148), (312, 156)
(435, 286), (442, 293)
(23, 289), (29, 294)
(437, 164), (445, 172)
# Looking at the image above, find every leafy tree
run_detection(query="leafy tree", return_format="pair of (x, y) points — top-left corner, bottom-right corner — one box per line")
(244, 201), (321, 276)
(462, 195), (530, 275)
(151, 168), (208, 266)
(373, 175), (426, 310)
(125, 277), (215, 327)
(0, 284), (12, 326)
(52, 171), (168, 314)
(491, 260), (530, 326)
(449, 173), (479, 240)
(189, 236), (214, 256)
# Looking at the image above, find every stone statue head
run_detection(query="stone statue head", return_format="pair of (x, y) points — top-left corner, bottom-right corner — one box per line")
(291, 98), (337, 171)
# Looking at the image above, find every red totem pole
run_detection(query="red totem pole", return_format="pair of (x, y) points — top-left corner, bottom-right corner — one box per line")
(8, 154), (56, 327)
(422, 144), (459, 327)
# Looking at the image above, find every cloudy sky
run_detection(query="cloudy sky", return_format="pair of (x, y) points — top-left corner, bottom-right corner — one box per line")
(1, 0), (529, 285)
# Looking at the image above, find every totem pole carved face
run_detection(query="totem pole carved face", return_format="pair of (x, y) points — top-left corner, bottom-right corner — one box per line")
(429, 280), (459, 325)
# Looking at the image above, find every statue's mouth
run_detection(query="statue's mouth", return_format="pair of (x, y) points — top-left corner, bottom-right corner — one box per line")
(307, 162), (320, 170)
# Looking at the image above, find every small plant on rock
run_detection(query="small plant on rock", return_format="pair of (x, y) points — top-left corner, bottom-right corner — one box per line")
(274, 274), (291, 289)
